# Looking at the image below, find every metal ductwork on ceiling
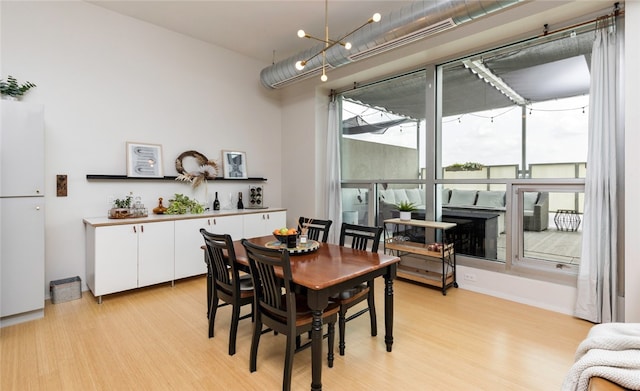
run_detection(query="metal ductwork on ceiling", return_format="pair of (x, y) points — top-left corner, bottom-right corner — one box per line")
(260, 0), (523, 89)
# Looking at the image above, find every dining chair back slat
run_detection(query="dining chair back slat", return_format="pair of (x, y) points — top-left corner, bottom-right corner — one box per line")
(255, 257), (290, 319)
(298, 216), (332, 243)
(339, 223), (382, 252)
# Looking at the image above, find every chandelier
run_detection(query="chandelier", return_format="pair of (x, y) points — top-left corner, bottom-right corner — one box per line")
(294, 0), (381, 82)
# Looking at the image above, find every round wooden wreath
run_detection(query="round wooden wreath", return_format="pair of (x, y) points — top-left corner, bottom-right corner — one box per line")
(175, 150), (208, 174)
(175, 150), (218, 188)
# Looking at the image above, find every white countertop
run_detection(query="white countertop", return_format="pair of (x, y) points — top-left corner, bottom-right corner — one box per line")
(84, 207), (287, 227)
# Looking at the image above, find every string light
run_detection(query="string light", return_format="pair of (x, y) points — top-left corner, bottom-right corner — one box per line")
(528, 105), (589, 113)
(440, 102), (587, 125)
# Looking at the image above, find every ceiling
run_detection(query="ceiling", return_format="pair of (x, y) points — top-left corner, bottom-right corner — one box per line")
(88, 0), (414, 65)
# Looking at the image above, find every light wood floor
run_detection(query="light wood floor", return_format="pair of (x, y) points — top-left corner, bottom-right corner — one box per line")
(1, 276), (593, 390)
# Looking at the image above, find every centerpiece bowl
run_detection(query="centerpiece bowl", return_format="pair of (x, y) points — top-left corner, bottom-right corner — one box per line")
(274, 233), (298, 249)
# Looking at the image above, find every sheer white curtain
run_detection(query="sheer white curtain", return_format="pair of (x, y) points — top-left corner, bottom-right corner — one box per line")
(574, 17), (623, 323)
(325, 98), (342, 244)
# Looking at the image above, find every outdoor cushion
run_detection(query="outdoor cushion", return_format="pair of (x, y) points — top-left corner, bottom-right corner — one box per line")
(393, 189), (410, 205)
(405, 188), (422, 206)
(523, 192), (539, 211)
(448, 189), (477, 206)
(475, 191), (505, 208)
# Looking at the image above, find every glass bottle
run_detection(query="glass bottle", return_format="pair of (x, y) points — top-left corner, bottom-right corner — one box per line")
(237, 192), (244, 209)
(213, 192), (220, 211)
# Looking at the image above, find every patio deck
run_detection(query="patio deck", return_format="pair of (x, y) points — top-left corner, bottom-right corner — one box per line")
(497, 228), (582, 265)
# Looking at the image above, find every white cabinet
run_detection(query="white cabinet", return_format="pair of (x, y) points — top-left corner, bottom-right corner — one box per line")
(87, 224), (138, 296)
(137, 222), (175, 287)
(174, 215), (243, 279)
(243, 211), (286, 238)
(84, 209), (286, 302)
(86, 221), (174, 300)
(0, 101), (44, 197)
(0, 198), (45, 318)
(1, 101), (45, 324)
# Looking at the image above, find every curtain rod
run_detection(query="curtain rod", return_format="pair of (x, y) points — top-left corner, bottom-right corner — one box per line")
(332, 67), (426, 97)
(541, 2), (623, 37)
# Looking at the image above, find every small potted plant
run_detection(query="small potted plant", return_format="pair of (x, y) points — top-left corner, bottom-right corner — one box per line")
(109, 194), (133, 219)
(0, 75), (36, 100)
(395, 200), (417, 221)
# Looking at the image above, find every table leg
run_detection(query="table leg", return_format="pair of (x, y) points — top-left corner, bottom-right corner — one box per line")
(384, 272), (395, 352)
(310, 308), (323, 391)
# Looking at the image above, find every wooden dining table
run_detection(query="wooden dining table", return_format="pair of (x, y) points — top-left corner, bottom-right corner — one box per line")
(233, 235), (401, 391)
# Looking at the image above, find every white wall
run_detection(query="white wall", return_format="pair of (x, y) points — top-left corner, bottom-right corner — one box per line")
(279, 88), (319, 226)
(1, 1), (283, 294)
(456, 265), (579, 315)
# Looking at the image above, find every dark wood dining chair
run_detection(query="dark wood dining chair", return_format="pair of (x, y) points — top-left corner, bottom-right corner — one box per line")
(200, 229), (253, 356)
(335, 222), (383, 356)
(298, 216), (333, 243)
(241, 239), (339, 391)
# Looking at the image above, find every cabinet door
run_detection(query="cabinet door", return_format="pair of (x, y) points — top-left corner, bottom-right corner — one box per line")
(208, 215), (243, 238)
(174, 215), (244, 280)
(0, 101), (44, 197)
(93, 225), (138, 296)
(138, 221), (175, 287)
(267, 211), (287, 232)
(174, 218), (210, 280)
(0, 198), (45, 317)
(243, 211), (286, 238)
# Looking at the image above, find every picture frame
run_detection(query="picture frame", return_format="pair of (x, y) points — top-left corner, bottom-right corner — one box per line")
(222, 150), (248, 179)
(126, 142), (164, 178)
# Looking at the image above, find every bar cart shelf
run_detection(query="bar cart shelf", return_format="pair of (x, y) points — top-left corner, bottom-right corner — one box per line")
(384, 218), (458, 295)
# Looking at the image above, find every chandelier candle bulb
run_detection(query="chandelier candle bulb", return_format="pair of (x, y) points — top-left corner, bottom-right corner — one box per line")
(294, 0), (381, 82)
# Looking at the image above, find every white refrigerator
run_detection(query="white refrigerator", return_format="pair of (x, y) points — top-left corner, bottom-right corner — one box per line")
(0, 100), (45, 323)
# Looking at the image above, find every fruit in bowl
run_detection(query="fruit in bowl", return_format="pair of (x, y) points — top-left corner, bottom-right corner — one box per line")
(273, 227), (298, 248)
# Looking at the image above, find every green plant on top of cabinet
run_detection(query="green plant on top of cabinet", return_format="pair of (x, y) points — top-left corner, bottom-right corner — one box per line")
(0, 76), (36, 99)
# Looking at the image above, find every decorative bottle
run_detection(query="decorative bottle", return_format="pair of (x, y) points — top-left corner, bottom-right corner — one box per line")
(237, 192), (244, 209)
(213, 192), (220, 211)
(153, 197), (167, 215)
